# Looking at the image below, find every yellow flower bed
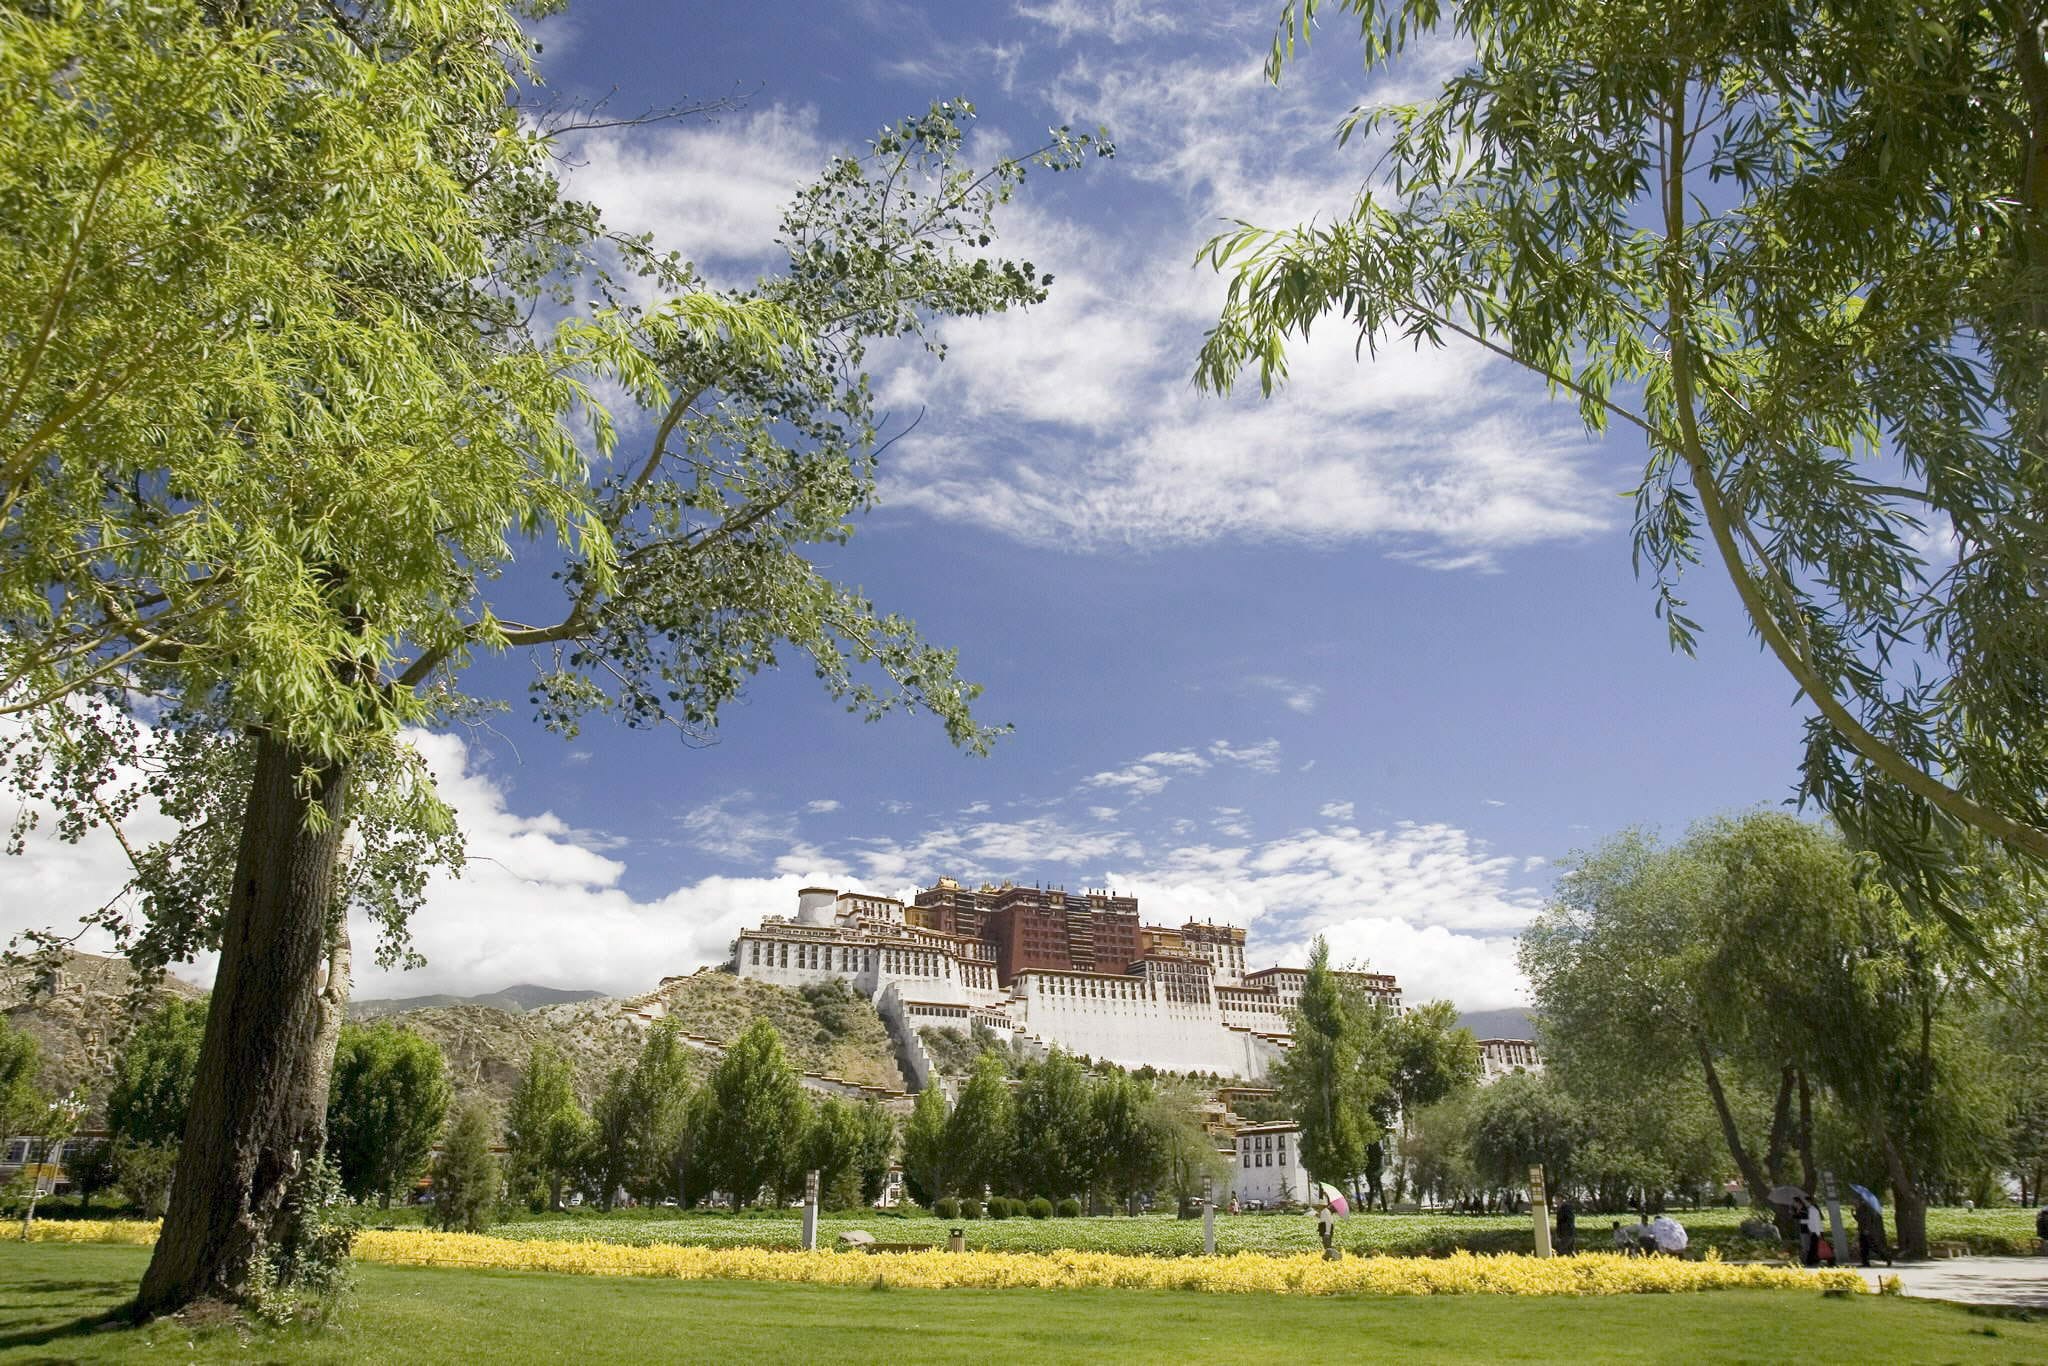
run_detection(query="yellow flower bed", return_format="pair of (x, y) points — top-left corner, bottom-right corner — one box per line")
(2, 1219), (160, 1246)
(4, 1221), (1869, 1297)
(352, 1230), (1870, 1297)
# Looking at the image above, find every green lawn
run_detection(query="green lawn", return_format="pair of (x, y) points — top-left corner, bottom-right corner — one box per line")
(369, 1203), (2040, 1259)
(3, 1243), (2044, 1364)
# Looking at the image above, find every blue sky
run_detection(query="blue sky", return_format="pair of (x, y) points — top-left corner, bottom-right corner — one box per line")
(3, 0), (1824, 1009)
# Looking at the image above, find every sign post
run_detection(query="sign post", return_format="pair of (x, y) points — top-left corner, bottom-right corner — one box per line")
(1529, 1165), (1553, 1258)
(802, 1168), (819, 1251)
(1202, 1176), (1217, 1256)
(1821, 1170), (1847, 1268)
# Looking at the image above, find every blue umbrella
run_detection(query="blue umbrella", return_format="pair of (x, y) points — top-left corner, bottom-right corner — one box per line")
(1846, 1183), (1882, 1213)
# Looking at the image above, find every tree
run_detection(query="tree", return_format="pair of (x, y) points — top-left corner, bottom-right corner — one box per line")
(112, 1142), (180, 1220)
(326, 1023), (450, 1207)
(1469, 1072), (1581, 1197)
(697, 1020), (806, 1209)
(0, 1015), (39, 1137)
(1273, 938), (1382, 1196)
(623, 1020), (696, 1204)
(1011, 1050), (1097, 1200)
(1145, 1080), (1226, 1205)
(900, 1082), (950, 1206)
(582, 1066), (638, 1212)
(1521, 827), (1796, 1219)
(801, 1096), (865, 1209)
(1197, 0), (2048, 893)
(431, 1102), (501, 1234)
(0, 0), (1104, 1314)
(503, 1043), (587, 1213)
(66, 1138), (119, 1214)
(852, 1100), (896, 1207)
(1091, 1071), (1161, 1213)
(943, 1052), (1014, 1199)
(106, 998), (205, 1150)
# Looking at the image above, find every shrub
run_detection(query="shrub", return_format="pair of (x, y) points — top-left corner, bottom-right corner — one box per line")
(1029, 1197), (1053, 1219)
(933, 1197), (959, 1220)
(1056, 1197), (1082, 1218)
(990, 1197), (1015, 1219)
(959, 1198), (983, 1220)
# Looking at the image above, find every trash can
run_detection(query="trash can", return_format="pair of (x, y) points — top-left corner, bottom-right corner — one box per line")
(947, 1228), (966, 1253)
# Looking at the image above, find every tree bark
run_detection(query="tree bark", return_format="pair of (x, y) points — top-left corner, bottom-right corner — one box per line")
(1693, 1031), (1769, 1209)
(1795, 1070), (1819, 1196)
(137, 729), (352, 1315)
(1878, 1123), (1928, 1261)
(1763, 1066), (1795, 1186)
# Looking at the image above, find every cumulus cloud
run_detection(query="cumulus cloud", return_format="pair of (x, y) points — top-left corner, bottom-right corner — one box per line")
(560, 106), (827, 277)
(805, 799), (841, 814)
(1318, 800), (1356, 822)
(2, 732), (1542, 1008)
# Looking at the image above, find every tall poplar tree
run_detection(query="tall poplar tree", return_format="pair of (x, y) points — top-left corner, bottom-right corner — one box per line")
(1273, 938), (1381, 1197)
(696, 1020), (805, 1209)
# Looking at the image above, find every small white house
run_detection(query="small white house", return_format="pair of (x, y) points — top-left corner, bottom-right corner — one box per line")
(1229, 1122), (1313, 1207)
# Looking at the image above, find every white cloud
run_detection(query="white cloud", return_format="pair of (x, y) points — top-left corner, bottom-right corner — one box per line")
(1482, 798), (1507, 808)
(679, 791), (794, 862)
(561, 106), (827, 275)
(1247, 675), (1324, 715)
(1318, 800), (1356, 822)
(1, 732), (1542, 1008)
(1016, 0), (1177, 44)
(1208, 738), (1281, 772)
(857, 33), (1612, 570)
(805, 799), (841, 814)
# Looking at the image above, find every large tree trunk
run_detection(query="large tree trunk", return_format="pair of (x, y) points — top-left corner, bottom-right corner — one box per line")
(1763, 1066), (1795, 1186)
(1795, 1070), (1819, 1196)
(1694, 1031), (1771, 1212)
(1879, 1125), (1928, 1261)
(137, 730), (352, 1316)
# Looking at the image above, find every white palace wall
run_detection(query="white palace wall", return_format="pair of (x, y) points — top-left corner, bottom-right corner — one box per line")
(727, 890), (1369, 1084)
(1007, 972), (1283, 1078)
(735, 929), (1005, 1008)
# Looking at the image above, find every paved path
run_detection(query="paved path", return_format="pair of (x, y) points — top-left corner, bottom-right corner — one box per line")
(1862, 1256), (2048, 1308)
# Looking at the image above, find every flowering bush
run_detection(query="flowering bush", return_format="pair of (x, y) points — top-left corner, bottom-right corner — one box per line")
(1, 1219), (159, 1245)
(3, 1220), (1873, 1296)
(345, 1230), (1868, 1297)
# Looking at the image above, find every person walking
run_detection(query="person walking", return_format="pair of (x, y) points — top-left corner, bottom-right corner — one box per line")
(1315, 1199), (1336, 1258)
(2035, 1202), (2047, 1255)
(1801, 1197), (1824, 1268)
(1853, 1198), (1892, 1268)
(1554, 1198), (1577, 1255)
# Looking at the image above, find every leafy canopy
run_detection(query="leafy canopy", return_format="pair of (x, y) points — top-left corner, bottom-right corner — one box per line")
(1199, 0), (2048, 894)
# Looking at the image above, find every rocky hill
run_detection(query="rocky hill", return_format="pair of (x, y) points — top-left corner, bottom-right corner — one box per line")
(2, 952), (904, 1120)
(0, 952), (206, 1111)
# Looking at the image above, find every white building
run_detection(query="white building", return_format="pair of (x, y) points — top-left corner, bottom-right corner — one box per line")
(1478, 1037), (1544, 1083)
(1229, 1122), (1314, 1207)
(724, 883), (1403, 1083)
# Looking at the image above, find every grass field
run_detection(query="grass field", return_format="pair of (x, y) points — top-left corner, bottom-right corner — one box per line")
(4, 1243), (2045, 1364)
(431, 1204), (2040, 1258)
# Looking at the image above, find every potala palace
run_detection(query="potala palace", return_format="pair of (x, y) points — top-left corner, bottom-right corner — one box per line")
(727, 879), (1404, 1084)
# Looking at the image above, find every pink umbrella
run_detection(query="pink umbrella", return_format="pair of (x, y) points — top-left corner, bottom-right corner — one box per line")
(1315, 1183), (1350, 1215)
